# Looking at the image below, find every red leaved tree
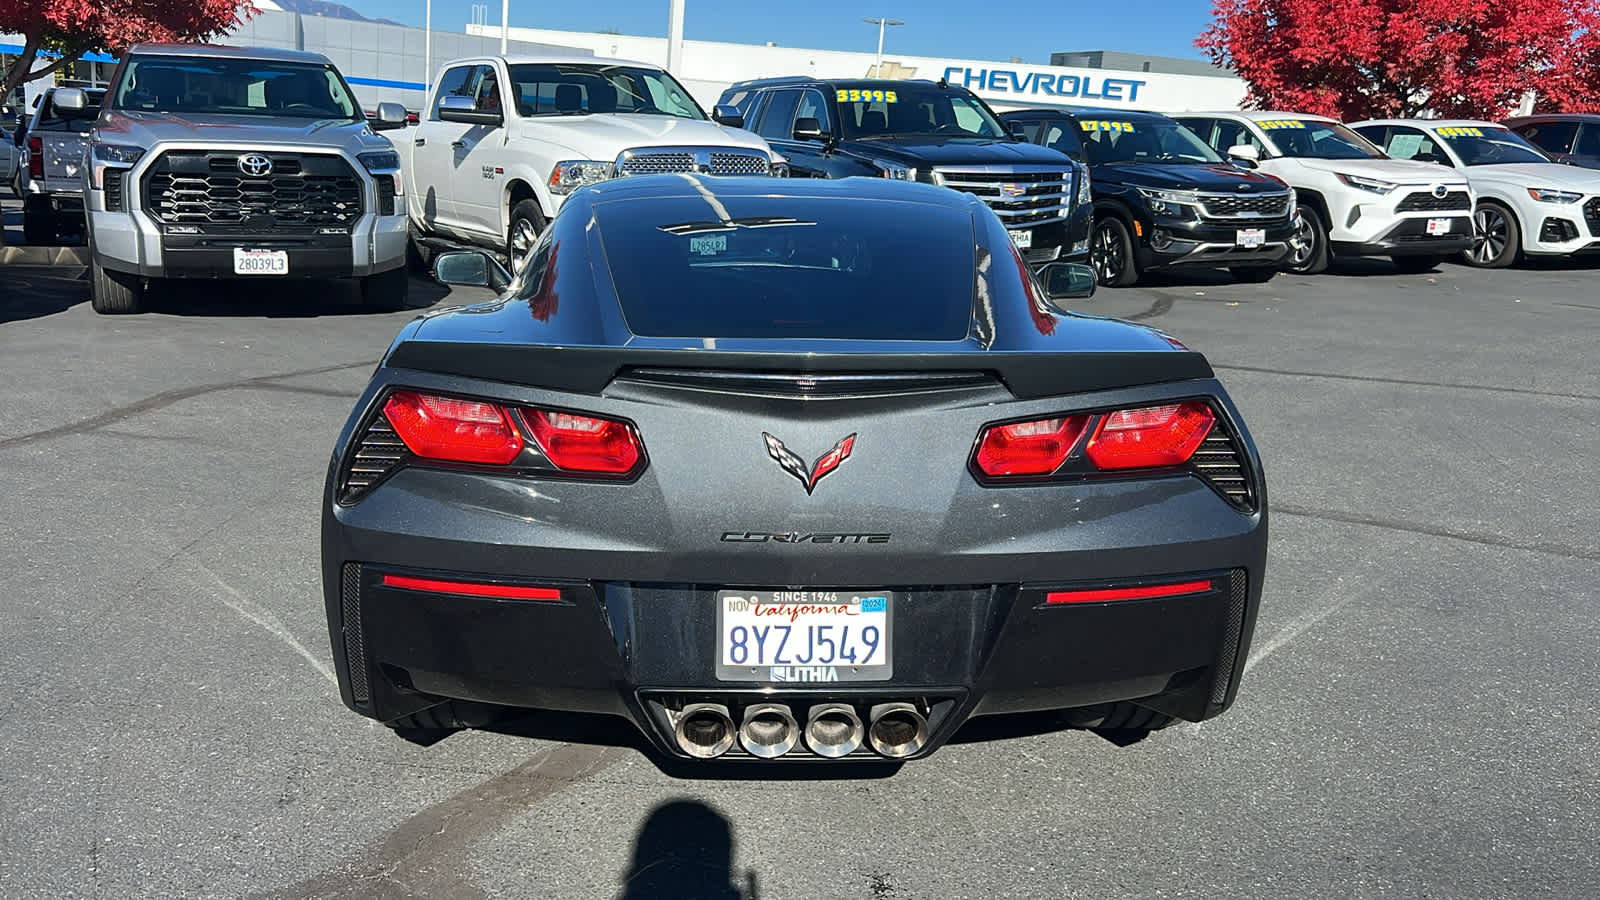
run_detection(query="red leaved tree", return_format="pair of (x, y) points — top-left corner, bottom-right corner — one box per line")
(1197, 0), (1600, 119)
(1, 0), (253, 104)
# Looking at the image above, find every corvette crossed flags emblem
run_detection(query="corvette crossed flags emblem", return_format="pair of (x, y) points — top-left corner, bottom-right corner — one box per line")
(763, 433), (856, 494)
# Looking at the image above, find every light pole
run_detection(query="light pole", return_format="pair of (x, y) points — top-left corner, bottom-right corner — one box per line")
(424, 0), (432, 95)
(861, 17), (904, 77)
(501, 0), (510, 53)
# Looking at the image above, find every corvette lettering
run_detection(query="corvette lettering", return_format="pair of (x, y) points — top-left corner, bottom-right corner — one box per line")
(720, 531), (891, 544)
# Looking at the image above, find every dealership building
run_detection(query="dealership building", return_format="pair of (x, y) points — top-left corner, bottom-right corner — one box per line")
(4, 3), (1246, 117)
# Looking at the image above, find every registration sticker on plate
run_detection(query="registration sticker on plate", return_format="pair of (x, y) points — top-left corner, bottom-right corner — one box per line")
(715, 590), (892, 682)
(1236, 228), (1266, 249)
(1009, 229), (1033, 250)
(1426, 217), (1452, 235)
(233, 248), (289, 275)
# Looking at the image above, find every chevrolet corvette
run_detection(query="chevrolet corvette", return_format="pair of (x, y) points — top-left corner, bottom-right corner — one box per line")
(321, 175), (1268, 763)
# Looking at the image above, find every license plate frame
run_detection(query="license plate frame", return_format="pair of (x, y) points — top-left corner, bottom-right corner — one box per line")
(233, 248), (289, 275)
(1425, 217), (1452, 235)
(1008, 228), (1033, 250)
(1235, 228), (1266, 249)
(715, 590), (893, 682)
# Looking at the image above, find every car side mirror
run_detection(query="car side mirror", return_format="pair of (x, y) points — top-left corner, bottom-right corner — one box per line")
(52, 88), (91, 117)
(712, 104), (745, 129)
(792, 117), (827, 142)
(433, 250), (511, 292)
(1226, 144), (1259, 168)
(372, 102), (408, 131)
(438, 95), (503, 127)
(1039, 262), (1097, 302)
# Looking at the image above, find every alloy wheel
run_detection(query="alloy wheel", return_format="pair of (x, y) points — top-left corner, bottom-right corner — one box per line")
(1470, 207), (1508, 265)
(509, 218), (540, 273)
(1092, 223), (1123, 283)
(1288, 214), (1315, 267)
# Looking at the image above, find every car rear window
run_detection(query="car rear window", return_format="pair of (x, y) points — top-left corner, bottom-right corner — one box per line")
(594, 193), (977, 340)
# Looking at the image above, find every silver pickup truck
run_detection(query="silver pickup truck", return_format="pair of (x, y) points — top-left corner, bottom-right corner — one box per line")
(16, 87), (104, 244)
(81, 43), (410, 314)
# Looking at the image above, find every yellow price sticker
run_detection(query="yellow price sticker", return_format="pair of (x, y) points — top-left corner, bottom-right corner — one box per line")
(836, 88), (898, 103)
(1259, 119), (1306, 130)
(1079, 120), (1135, 133)
(1437, 126), (1484, 137)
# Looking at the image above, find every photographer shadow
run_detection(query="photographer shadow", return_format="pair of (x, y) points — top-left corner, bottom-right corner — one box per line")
(618, 800), (756, 900)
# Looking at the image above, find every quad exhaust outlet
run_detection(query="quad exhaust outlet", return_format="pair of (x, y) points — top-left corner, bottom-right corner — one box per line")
(669, 700), (931, 759)
(867, 702), (929, 759)
(739, 703), (800, 758)
(804, 703), (865, 758)
(674, 703), (736, 759)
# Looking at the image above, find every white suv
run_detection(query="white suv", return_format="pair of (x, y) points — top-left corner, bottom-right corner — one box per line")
(404, 56), (786, 271)
(1178, 112), (1474, 274)
(1352, 119), (1600, 268)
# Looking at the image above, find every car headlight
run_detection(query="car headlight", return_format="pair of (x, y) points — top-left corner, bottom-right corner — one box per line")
(1335, 173), (1398, 195)
(1137, 187), (1200, 218)
(873, 159), (916, 181)
(1527, 187), (1582, 203)
(357, 150), (404, 200)
(549, 160), (616, 194)
(770, 155), (790, 178)
(1075, 162), (1091, 205)
(90, 142), (145, 189)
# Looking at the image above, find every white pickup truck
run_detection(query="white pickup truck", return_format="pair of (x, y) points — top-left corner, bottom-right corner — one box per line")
(17, 87), (105, 244)
(402, 55), (785, 270)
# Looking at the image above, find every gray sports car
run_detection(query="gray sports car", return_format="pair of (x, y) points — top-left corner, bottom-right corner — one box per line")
(321, 175), (1268, 764)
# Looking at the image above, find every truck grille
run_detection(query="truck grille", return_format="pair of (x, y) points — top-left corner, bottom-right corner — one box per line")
(103, 168), (126, 212)
(933, 168), (1075, 226)
(616, 148), (774, 177)
(143, 151), (363, 230)
(1197, 192), (1292, 219)
(1585, 198), (1600, 237)
(1396, 191), (1471, 212)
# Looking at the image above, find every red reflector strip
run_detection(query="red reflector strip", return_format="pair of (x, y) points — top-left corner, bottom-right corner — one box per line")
(380, 574), (562, 601)
(1045, 579), (1213, 604)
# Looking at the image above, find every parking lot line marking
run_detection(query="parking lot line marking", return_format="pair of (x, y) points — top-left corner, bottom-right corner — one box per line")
(198, 564), (337, 687)
(1276, 504), (1600, 563)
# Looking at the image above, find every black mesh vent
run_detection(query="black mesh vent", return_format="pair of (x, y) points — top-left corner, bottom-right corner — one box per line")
(1208, 568), (1249, 709)
(340, 563), (369, 705)
(103, 168), (126, 212)
(1190, 422), (1256, 510)
(143, 151), (362, 230)
(1585, 198), (1600, 237)
(1396, 190), (1471, 212)
(338, 414), (408, 504)
(376, 177), (397, 216)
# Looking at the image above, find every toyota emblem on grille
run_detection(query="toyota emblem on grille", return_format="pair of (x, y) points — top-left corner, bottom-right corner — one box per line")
(1433, 184), (1450, 198)
(999, 183), (1026, 199)
(238, 154), (273, 177)
(763, 433), (856, 494)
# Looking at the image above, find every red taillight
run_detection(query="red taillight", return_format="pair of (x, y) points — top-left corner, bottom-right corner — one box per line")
(380, 574), (562, 601)
(527, 408), (642, 475)
(27, 137), (43, 179)
(1045, 579), (1214, 604)
(974, 415), (1090, 477)
(383, 391), (523, 465)
(1084, 401), (1215, 470)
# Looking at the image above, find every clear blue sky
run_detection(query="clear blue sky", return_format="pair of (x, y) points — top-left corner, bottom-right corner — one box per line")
(342, 1), (1218, 64)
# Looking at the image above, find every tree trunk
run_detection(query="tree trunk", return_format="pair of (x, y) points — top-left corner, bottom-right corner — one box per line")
(2, 35), (90, 105)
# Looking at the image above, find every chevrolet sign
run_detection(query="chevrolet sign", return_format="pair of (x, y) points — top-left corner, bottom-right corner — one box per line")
(942, 66), (1147, 103)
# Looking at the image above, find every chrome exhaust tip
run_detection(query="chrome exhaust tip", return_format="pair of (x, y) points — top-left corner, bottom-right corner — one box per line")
(803, 703), (864, 758)
(739, 703), (800, 759)
(673, 703), (736, 759)
(867, 702), (929, 759)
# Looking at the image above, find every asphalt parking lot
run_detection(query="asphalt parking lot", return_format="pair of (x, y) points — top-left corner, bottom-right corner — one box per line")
(2, 257), (1597, 899)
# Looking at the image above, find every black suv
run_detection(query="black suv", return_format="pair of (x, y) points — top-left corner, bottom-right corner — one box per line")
(716, 77), (1091, 266)
(999, 107), (1295, 286)
(1503, 114), (1600, 169)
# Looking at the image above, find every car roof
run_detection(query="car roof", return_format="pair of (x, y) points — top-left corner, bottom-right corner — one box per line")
(1353, 118), (1506, 129)
(128, 43), (335, 66)
(999, 106), (1169, 120)
(1182, 110), (1340, 124)
(582, 172), (983, 211)
(1504, 113), (1600, 124)
(728, 76), (942, 90)
(494, 55), (656, 68)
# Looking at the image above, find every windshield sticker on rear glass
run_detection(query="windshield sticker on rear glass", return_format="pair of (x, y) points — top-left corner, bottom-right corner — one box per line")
(1437, 126), (1485, 137)
(1079, 120), (1135, 133)
(689, 234), (728, 256)
(1258, 119), (1306, 130)
(836, 89), (897, 103)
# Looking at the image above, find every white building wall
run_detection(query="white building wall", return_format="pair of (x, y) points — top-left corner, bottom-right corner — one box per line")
(468, 26), (1247, 115)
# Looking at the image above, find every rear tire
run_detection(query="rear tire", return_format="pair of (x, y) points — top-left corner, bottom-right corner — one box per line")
(1391, 254), (1444, 274)
(506, 199), (547, 274)
(1090, 215), (1139, 287)
(360, 266), (410, 311)
(89, 257), (146, 314)
(1285, 207), (1329, 274)
(1463, 200), (1520, 268)
(1230, 266), (1277, 283)
(22, 198), (55, 245)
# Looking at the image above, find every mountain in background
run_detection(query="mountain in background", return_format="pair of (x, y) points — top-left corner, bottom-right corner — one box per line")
(252, 0), (403, 27)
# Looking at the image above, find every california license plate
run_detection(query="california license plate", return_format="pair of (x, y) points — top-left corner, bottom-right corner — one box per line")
(1236, 228), (1266, 248)
(233, 248), (289, 275)
(1009, 228), (1033, 250)
(1426, 217), (1452, 235)
(716, 590), (892, 682)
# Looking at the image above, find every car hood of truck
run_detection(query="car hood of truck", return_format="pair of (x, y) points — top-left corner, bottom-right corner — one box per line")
(93, 111), (394, 156)
(842, 136), (1073, 168)
(511, 114), (774, 159)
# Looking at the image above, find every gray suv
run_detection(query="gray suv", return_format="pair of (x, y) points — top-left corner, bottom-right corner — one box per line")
(82, 43), (410, 314)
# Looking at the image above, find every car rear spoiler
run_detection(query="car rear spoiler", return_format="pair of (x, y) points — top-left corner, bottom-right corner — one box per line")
(383, 343), (1215, 400)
